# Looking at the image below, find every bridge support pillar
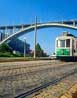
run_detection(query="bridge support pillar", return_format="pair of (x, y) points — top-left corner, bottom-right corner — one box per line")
(13, 27), (16, 34)
(73, 20), (75, 26)
(5, 27), (8, 38)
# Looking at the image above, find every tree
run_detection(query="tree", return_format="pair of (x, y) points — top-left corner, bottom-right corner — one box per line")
(35, 43), (48, 57)
(0, 43), (12, 53)
(0, 43), (22, 57)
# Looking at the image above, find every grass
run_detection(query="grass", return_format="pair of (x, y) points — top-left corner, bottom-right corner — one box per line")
(0, 57), (52, 62)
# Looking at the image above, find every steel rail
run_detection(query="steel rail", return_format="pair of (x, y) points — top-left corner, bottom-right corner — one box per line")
(15, 68), (77, 98)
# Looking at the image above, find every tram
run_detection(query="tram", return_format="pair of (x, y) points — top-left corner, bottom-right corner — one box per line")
(55, 32), (77, 61)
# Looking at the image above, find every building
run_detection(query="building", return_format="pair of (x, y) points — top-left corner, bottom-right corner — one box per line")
(0, 32), (5, 41)
(8, 38), (30, 54)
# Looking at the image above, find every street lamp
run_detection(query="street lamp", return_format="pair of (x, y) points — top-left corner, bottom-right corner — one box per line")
(24, 38), (26, 58)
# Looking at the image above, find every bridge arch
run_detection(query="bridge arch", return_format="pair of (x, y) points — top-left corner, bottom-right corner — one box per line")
(0, 23), (77, 45)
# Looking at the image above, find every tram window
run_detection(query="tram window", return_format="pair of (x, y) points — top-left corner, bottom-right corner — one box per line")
(57, 40), (60, 47)
(66, 39), (70, 47)
(60, 40), (65, 47)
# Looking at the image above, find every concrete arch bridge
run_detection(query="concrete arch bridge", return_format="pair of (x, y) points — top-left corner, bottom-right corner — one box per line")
(0, 20), (77, 45)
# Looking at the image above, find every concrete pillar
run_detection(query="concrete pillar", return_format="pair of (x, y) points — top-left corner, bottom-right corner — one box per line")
(21, 25), (24, 30)
(13, 27), (15, 34)
(34, 16), (37, 59)
(5, 27), (8, 38)
(73, 20), (75, 26)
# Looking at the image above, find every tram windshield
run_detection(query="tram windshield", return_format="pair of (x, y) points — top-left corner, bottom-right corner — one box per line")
(57, 40), (65, 47)
(60, 40), (65, 47)
(57, 39), (70, 48)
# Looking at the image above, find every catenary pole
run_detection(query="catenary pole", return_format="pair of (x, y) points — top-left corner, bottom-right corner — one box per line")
(34, 16), (37, 58)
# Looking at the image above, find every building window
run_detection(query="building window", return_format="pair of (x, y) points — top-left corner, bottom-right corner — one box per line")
(66, 39), (70, 47)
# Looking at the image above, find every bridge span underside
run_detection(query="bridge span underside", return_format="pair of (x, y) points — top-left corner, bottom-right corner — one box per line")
(0, 22), (77, 45)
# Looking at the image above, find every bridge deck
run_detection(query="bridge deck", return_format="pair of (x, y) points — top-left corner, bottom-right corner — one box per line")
(0, 20), (77, 30)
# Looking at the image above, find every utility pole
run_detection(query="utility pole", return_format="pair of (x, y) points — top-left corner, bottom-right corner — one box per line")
(34, 16), (37, 59)
(24, 38), (26, 58)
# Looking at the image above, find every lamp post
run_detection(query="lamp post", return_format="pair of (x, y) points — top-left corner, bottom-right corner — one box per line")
(34, 16), (37, 59)
(24, 38), (26, 58)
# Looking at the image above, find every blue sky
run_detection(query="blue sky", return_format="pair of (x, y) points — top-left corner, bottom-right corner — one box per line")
(0, 0), (77, 55)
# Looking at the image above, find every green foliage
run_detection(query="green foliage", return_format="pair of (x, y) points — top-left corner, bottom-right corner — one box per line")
(35, 43), (43, 57)
(13, 53), (23, 57)
(35, 43), (48, 57)
(0, 52), (13, 57)
(0, 43), (12, 53)
(0, 43), (23, 57)
(0, 43), (48, 57)
(30, 43), (48, 57)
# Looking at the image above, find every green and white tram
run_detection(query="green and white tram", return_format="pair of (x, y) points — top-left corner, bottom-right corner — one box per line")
(55, 32), (77, 61)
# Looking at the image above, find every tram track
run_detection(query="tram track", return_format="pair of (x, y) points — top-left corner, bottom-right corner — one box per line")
(0, 62), (55, 72)
(0, 60), (63, 71)
(0, 61), (77, 98)
(15, 68), (77, 98)
(0, 62), (75, 81)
